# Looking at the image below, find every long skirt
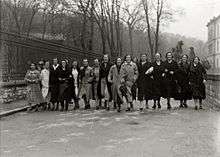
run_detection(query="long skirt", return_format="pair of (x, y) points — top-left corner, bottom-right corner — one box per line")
(50, 83), (59, 103)
(27, 83), (43, 105)
(191, 82), (206, 100)
(174, 82), (192, 100)
(42, 86), (50, 103)
(152, 80), (163, 100)
(162, 80), (178, 98)
(59, 82), (71, 102)
(144, 77), (154, 100)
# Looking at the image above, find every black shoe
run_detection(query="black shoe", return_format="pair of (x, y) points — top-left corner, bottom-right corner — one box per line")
(199, 105), (203, 109)
(84, 105), (91, 110)
(179, 104), (184, 108)
(167, 104), (171, 110)
(195, 106), (198, 110)
(184, 103), (188, 108)
(117, 104), (121, 112)
(152, 105), (156, 109)
(126, 108), (131, 112)
(139, 108), (143, 112)
(104, 101), (107, 109)
(158, 103), (161, 109)
(130, 103), (134, 109)
(74, 105), (79, 110)
(113, 103), (117, 110)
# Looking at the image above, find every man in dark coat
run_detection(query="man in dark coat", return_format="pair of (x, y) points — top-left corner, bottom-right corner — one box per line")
(98, 54), (113, 110)
(49, 58), (60, 110)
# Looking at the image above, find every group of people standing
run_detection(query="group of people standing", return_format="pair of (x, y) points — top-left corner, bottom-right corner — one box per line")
(25, 52), (207, 112)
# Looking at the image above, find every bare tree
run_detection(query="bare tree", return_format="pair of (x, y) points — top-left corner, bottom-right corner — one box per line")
(122, 1), (143, 55)
(141, 0), (175, 60)
(4, 0), (40, 35)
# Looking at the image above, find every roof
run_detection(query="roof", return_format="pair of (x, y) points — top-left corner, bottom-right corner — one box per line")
(207, 15), (220, 27)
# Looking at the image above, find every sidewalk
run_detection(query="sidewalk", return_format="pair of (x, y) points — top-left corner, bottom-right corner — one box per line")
(0, 100), (27, 113)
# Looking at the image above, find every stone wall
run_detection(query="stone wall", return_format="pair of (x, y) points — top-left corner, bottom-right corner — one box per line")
(206, 74), (220, 106)
(0, 82), (27, 103)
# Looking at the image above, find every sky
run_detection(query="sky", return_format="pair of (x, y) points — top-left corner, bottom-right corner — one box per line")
(165, 0), (220, 41)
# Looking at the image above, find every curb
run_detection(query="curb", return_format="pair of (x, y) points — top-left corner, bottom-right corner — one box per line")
(0, 106), (29, 118)
(0, 104), (38, 119)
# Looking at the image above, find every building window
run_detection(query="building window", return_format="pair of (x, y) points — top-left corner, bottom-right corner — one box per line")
(218, 24), (220, 37)
(217, 40), (219, 52)
(209, 44), (213, 54)
(217, 58), (219, 68)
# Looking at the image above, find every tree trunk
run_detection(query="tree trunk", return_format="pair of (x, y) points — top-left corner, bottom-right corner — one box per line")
(142, 0), (154, 60)
(128, 25), (133, 55)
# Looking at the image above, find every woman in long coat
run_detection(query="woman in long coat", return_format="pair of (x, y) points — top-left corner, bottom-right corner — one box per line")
(108, 57), (123, 112)
(152, 53), (164, 109)
(176, 54), (192, 108)
(69, 60), (80, 110)
(120, 55), (138, 111)
(25, 63), (43, 111)
(40, 61), (50, 110)
(137, 54), (153, 111)
(163, 52), (179, 109)
(189, 57), (207, 110)
(58, 60), (72, 111)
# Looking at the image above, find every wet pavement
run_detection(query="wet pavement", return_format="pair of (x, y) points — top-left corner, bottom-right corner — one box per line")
(0, 100), (220, 157)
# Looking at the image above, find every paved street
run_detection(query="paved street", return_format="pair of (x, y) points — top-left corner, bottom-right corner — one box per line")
(0, 100), (220, 157)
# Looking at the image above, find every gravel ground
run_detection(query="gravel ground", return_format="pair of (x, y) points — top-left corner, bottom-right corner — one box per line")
(0, 99), (220, 157)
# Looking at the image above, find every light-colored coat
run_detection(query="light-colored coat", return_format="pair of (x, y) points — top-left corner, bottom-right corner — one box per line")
(108, 65), (122, 103)
(120, 61), (138, 87)
(80, 66), (93, 100)
(119, 61), (138, 103)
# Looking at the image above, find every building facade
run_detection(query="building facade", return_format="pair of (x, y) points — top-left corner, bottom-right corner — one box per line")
(207, 15), (220, 74)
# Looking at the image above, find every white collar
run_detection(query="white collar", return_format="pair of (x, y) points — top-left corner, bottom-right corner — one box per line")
(53, 64), (59, 69)
(156, 61), (161, 65)
(168, 60), (172, 63)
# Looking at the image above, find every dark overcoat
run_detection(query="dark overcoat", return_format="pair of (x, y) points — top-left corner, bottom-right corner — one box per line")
(162, 60), (178, 98)
(189, 63), (207, 100)
(175, 62), (192, 100)
(58, 67), (72, 102)
(137, 61), (154, 100)
(49, 65), (60, 103)
(152, 61), (165, 99)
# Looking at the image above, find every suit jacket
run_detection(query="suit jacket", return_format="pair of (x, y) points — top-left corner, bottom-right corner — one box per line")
(49, 64), (60, 85)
